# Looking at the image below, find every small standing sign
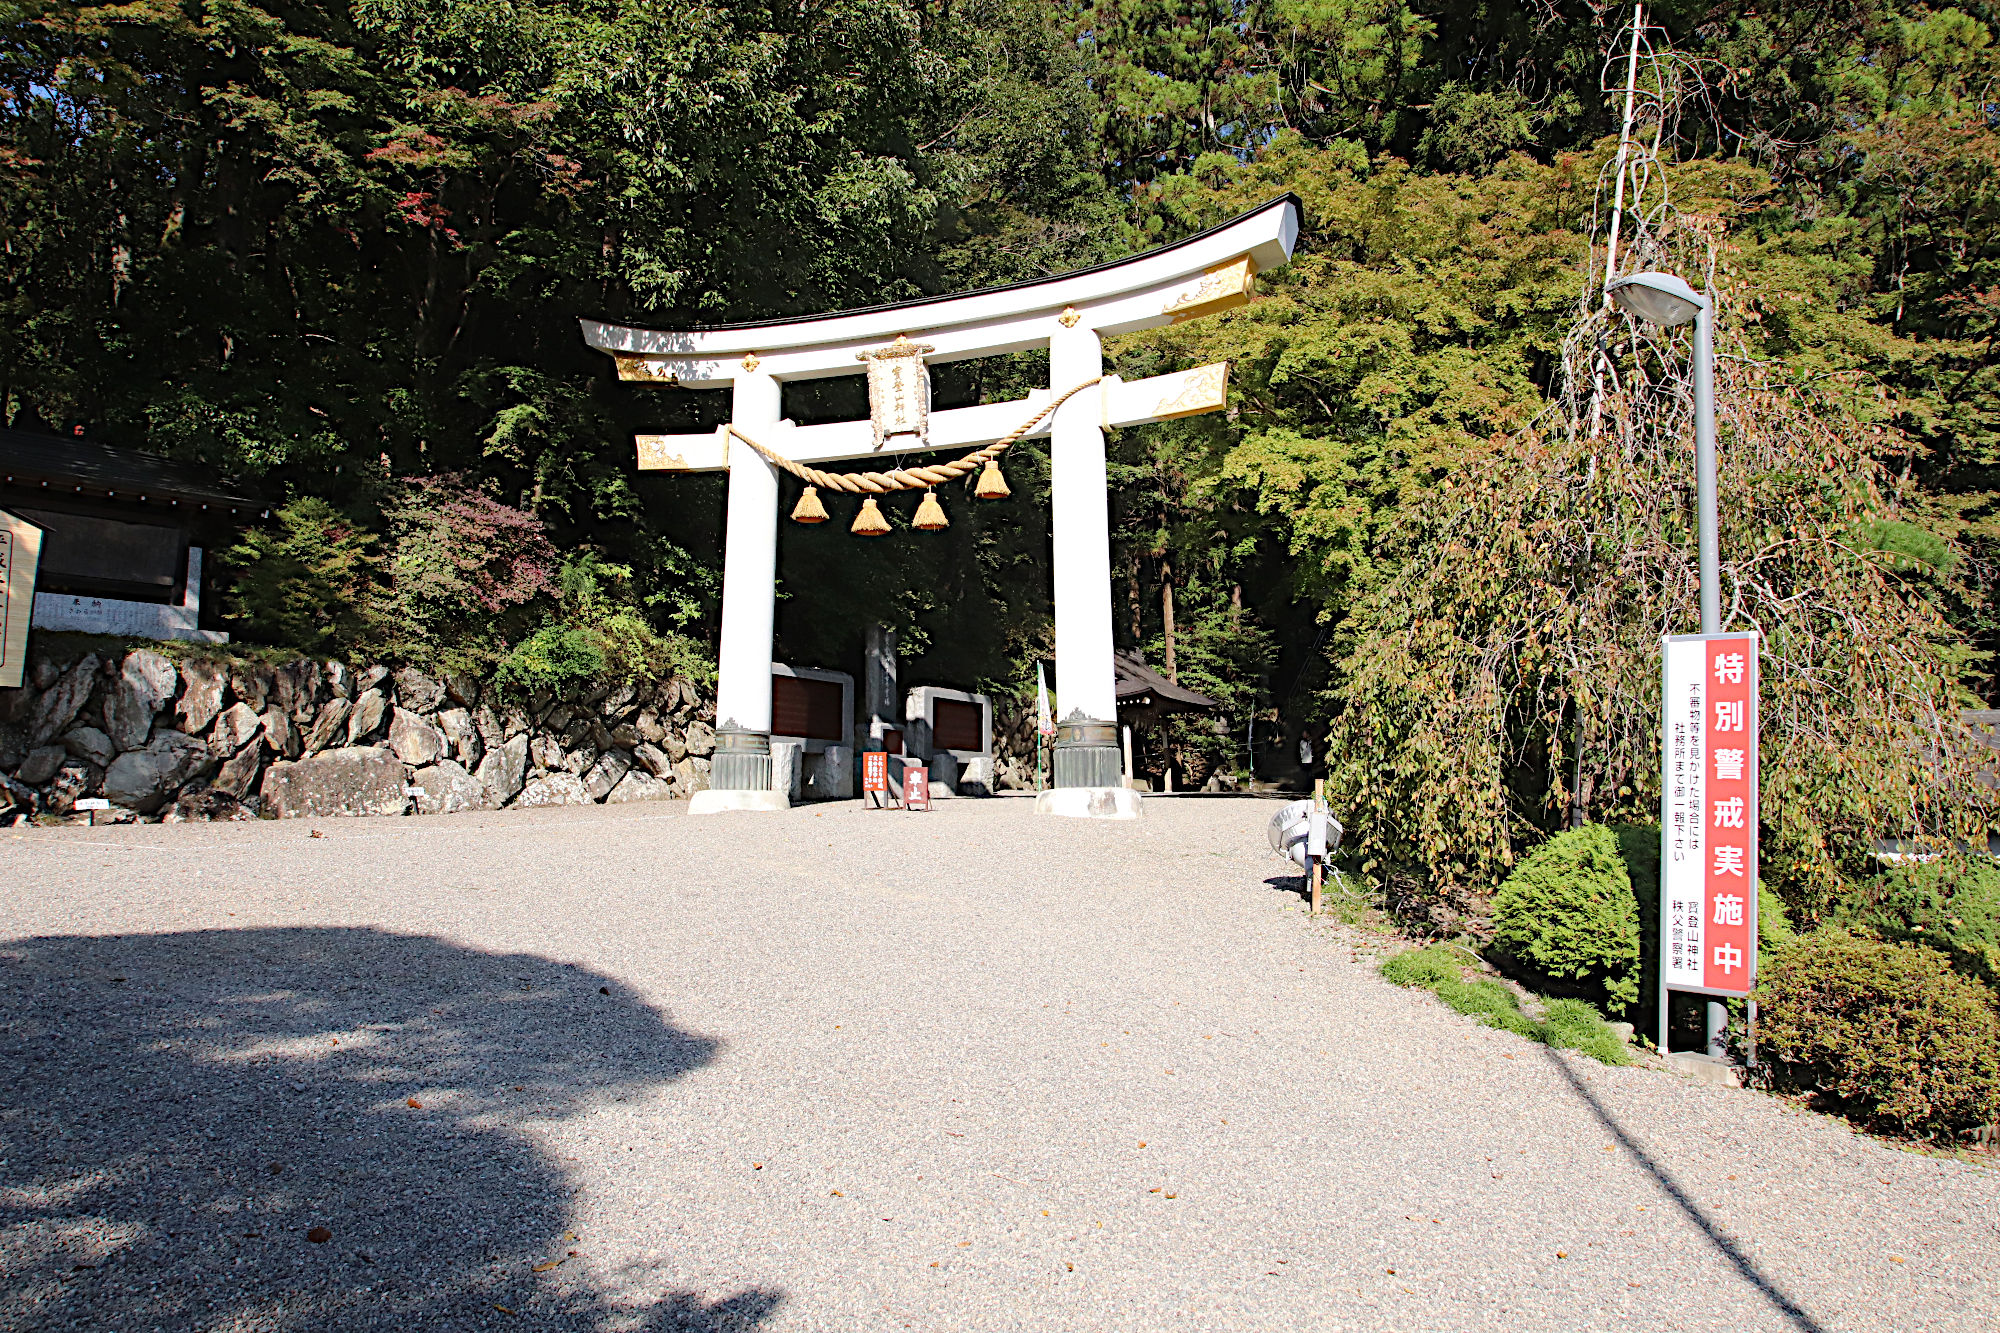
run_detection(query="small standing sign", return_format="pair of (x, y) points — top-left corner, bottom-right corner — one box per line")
(863, 750), (891, 809)
(1659, 631), (1760, 1013)
(904, 765), (930, 811)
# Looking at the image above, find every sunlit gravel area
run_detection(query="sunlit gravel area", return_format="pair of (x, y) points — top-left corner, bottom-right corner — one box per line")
(1, 795), (1993, 1332)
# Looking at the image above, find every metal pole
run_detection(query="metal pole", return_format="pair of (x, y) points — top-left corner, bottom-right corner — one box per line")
(1693, 298), (1731, 1058)
(1694, 301), (1720, 636)
(1658, 977), (1669, 1055)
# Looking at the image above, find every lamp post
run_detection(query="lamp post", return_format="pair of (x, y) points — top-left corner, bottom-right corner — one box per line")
(1608, 271), (1719, 634)
(1608, 270), (1731, 1062)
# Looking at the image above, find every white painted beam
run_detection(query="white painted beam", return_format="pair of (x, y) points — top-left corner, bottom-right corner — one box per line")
(635, 365), (1228, 473)
(583, 196), (1298, 387)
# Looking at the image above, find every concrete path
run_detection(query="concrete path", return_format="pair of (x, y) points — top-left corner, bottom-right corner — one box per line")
(0, 796), (1992, 1332)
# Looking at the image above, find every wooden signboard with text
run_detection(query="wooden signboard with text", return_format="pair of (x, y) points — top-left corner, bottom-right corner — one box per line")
(904, 765), (930, 811)
(0, 510), (45, 690)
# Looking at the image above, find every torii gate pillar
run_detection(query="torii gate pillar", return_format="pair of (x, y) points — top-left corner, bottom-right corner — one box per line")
(579, 195), (1302, 816)
(709, 369), (786, 805)
(1046, 322), (1122, 793)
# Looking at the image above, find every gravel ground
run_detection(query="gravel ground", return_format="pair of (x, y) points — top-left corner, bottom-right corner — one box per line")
(0, 794), (1993, 1333)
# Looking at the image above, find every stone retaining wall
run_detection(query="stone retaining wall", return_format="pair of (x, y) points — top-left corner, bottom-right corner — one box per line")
(0, 645), (715, 823)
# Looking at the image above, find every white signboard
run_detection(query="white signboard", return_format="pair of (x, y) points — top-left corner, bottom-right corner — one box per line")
(1659, 632), (1760, 998)
(0, 509), (45, 690)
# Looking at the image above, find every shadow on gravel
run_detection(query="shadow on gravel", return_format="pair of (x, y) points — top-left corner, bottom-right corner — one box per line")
(1542, 1048), (1828, 1333)
(0, 927), (778, 1332)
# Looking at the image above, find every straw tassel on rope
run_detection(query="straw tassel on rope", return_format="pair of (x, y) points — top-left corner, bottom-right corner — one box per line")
(851, 496), (891, 536)
(791, 485), (828, 523)
(974, 459), (1010, 499)
(727, 376), (1101, 530)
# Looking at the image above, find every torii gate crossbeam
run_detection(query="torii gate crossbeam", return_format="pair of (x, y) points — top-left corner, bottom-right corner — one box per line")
(580, 195), (1301, 817)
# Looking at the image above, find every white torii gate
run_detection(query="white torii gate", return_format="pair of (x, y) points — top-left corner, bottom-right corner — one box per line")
(580, 195), (1301, 816)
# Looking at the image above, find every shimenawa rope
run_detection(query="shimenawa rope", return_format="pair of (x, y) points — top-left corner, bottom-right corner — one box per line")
(723, 377), (1102, 494)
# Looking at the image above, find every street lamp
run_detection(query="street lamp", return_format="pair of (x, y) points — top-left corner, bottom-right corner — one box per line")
(1609, 271), (1731, 1063)
(1607, 271), (1719, 635)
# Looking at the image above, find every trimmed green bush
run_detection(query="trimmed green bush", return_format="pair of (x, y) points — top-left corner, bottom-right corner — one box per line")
(1757, 929), (2000, 1140)
(1491, 825), (1641, 1010)
(1849, 859), (2000, 993)
(1380, 945), (1633, 1064)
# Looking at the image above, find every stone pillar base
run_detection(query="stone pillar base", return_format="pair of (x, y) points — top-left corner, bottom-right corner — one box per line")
(1053, 718), (1121, 789)
(1034, 787), (1143, 820)
(689, 789), (791, 815)
(712, 727), (772, 793)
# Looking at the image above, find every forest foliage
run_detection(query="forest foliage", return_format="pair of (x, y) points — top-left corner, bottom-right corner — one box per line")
(5, 0), (1999, 929)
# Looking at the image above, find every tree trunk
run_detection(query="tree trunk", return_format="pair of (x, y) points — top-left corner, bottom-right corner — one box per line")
(1126, 552), (1143, 643)
(1160, 557), (1177, 683)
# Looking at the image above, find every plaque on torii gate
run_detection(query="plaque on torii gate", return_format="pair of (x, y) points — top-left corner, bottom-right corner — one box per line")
(580, 194), (1301, 816)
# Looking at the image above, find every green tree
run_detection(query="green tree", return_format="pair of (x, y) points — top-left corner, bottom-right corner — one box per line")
(224, 497), (386, 654)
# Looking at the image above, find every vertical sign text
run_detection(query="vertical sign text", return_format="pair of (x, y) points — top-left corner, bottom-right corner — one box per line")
(1659, 632), (1760, 998)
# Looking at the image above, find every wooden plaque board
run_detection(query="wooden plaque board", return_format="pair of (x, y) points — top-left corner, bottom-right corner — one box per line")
(0, 509), (45, 690)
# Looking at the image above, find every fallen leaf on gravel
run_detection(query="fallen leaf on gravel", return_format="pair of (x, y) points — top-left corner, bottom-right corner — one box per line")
(599, 987), (609, 995)
(1137, 1141), (1146, 1148)
(957, 1242), (971, 1248)
(1165, 1193), (1177, 1199)
(830, 1190), (843, 1196)
(1149, 1188), (1161, 1194)
(1891, 1255), (1906, 1264)
(1065, 1263), (1074, 1272)
(1386, 1268), (1395, 1275)
(309, 829), (325, 838)
(567, 1250), (578, 1258)
(493, 1305), (514, 1315)
(532, 1259), (563, 1273)
(1556, 1251), (1567, 1259)
(407, 1097), (422, 1109)
(752, 1163), (763, 1170)
(307, 1227), (332, 1243)
(268, 1162), (283, 1175)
